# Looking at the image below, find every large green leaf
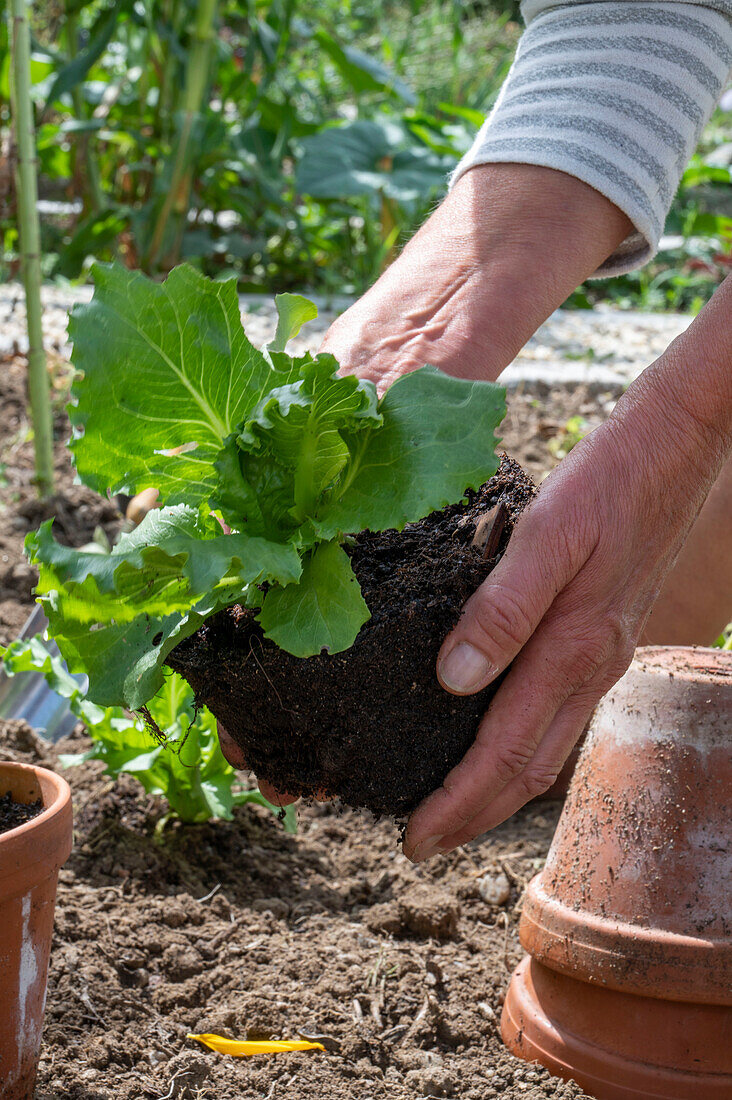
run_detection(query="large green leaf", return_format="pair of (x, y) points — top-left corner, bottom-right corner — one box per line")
(314, 30), (415, 105)
(38, 583), (236, 709)
(43, 1), (131, 114)
(258, 540), (370, 656)
(296, 118), (451, 204)
(315, 366), (506, 538)
(68, 263), (278, 505)
(28, 507), (300, 624)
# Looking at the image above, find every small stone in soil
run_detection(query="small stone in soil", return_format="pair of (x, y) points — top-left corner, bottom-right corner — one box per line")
(0, 791), (42, 835)
(477, 871), (511, 906)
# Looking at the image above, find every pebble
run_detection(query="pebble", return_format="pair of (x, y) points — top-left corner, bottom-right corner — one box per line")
(0, 281), (692, 393)
(476, 871), (511, 906)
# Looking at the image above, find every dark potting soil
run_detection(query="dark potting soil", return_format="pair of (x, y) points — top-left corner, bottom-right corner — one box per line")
(0, 789), (42, 835)
(168, 456), (536, 819)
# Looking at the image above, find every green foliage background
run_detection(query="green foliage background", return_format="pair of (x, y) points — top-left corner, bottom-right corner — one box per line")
(0, 0), (730, 308)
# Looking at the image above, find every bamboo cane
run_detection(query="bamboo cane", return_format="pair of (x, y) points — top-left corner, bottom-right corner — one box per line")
(8, 0), (54, 496)
(145, 0), (219, 269)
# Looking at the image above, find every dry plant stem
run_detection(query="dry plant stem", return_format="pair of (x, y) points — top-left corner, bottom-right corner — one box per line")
(65, 2), (104, 213)
(8, 0), (54, 496)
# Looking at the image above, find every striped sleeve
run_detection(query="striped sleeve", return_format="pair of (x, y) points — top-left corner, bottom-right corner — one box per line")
(451, 0), (732, 276)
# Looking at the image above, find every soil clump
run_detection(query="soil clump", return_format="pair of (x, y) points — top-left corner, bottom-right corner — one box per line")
(169, 457), (535, 818)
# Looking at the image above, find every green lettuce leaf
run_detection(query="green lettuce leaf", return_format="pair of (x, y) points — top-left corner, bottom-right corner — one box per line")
(26, 507), (301, 707)
(270, 292), (319, 352)
(314, 366), (506, 537)
(29, 264), (507, 709)
(214, 356), (381, 537)
(69, 263), (299, 506)
(29, 506), (301, 619)
(258, 540), (370, 656)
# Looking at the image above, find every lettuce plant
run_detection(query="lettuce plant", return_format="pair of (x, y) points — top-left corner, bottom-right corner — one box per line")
(1, 635), (295, 828)
(26, 263), (506, 711)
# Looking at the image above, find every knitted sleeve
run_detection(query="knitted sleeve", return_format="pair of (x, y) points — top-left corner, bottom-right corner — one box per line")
(451, 0), (732, 275)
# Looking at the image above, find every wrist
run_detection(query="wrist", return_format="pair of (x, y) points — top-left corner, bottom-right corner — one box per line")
(609, 292), (732, 501)
(630, 276), (732, 462)
(406, 164), (633, 378)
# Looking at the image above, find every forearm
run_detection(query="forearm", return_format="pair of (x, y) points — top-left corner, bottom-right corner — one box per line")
(328, 161), (632, 387)
(456, 0), (732, 277)
(611, 274), (732, 488)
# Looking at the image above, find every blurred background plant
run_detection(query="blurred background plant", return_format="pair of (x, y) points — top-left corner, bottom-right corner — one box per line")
(0, 0), (730, 307)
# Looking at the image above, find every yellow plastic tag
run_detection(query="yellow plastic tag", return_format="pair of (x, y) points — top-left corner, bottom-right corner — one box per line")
(187, 1033), (325, 1057)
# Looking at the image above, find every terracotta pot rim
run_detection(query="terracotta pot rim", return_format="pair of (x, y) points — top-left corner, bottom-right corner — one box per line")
(0, 760), (70, 841)
(0, 761), (73, 892)
(521, 877), (732, 1005)
(632, 644), (731, 685)
(502, 956), (732, 1099)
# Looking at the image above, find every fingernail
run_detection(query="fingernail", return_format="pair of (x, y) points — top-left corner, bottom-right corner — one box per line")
(409, 835), (444, 863)
(438, 643), (494, 694)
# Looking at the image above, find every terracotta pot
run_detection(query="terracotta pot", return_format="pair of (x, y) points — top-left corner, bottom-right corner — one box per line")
(502, 646), (732, 1099)
(0, 762), (73, 1100)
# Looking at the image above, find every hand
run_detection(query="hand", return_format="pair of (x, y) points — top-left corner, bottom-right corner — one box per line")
(403, 325), (732, 861)
(218, 163), (630, 801)
(217, 723), (298, 808)
(321, 163), (632, 390)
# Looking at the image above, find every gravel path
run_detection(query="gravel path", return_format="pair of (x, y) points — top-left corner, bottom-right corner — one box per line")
(0, 282), (691, 394)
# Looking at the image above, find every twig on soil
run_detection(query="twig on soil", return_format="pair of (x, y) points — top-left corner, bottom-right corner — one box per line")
(472, 501), (509, 561)
(206, 918), (247, 951)
(379, 1023), (408, 1042)
(196, 882), (221, 903)
(152, 1068), (191, 1100)
(75, 987), (106, 1025)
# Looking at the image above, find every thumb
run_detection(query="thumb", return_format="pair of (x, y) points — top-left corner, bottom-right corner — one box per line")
(437, 503), (583, 695)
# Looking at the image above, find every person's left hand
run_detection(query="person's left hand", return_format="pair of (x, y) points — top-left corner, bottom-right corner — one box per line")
(403, 361), (729, 861)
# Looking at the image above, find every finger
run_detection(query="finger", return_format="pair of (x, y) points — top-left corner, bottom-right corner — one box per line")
(257, 778), (299, 807)
(406, 602), (628, 859)
(407, 626), (581, 856)
(429, 693), (596, 854)
(436, 502), (593, 697)
(218, 724), (299, 806)
(217, 722), (248, 769)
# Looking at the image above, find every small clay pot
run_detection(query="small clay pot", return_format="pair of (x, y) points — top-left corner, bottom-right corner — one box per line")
(502, 646), (732, 1099)
(0, 762), (73, 1100)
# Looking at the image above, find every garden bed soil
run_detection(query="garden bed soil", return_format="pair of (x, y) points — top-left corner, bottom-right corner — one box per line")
(169, 458), (535, 818)
(1, 717), (590, 1100)
(0, 788), (42, 834)
(0, 350), (605, 1098)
